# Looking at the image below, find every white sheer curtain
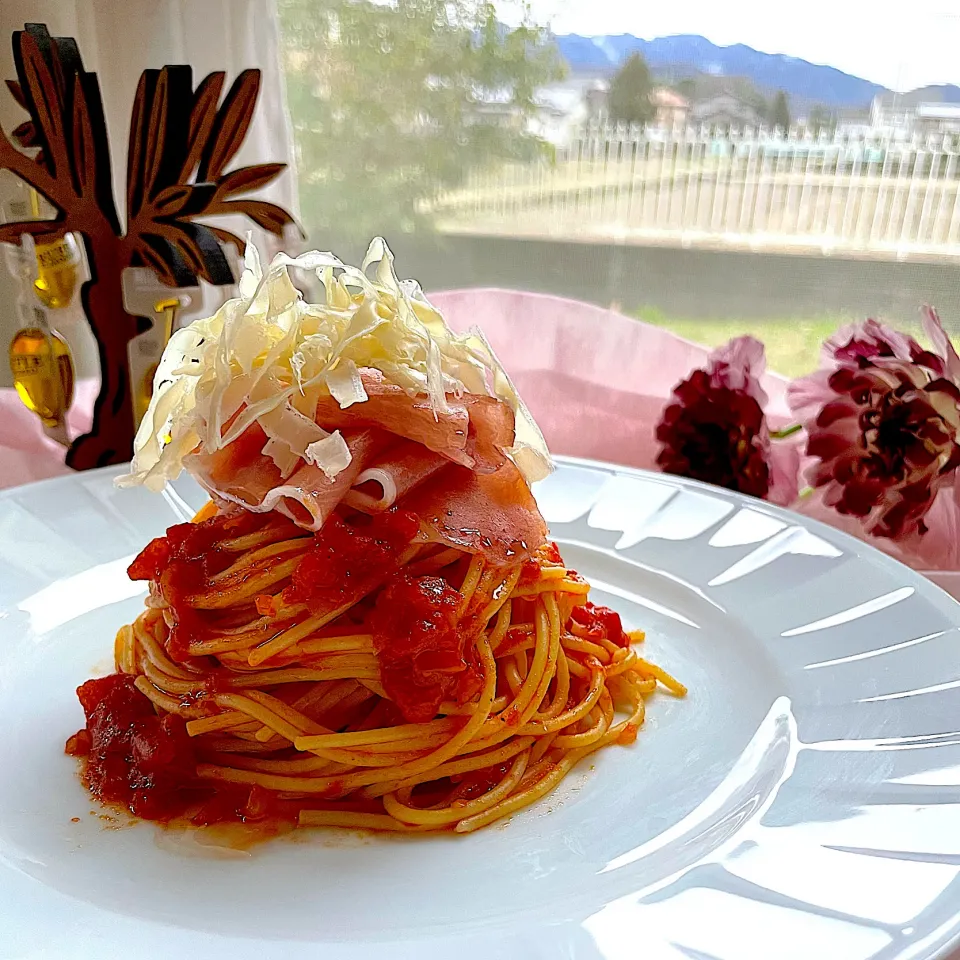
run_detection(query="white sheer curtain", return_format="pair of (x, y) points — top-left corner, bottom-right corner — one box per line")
(0, 0), (299, 383)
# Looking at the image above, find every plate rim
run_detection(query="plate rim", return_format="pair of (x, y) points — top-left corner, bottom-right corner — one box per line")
(3, 454), (956, 598)
(2, 458), (960, 960)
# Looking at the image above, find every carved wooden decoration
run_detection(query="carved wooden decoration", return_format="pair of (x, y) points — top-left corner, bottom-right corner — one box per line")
(0, 22), (298, 469)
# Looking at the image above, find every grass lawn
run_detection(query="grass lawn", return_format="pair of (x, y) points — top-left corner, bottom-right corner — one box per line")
(634, 308), (933, 379)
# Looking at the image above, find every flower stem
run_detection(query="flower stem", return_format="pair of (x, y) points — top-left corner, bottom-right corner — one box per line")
(770, 423), (802, 439)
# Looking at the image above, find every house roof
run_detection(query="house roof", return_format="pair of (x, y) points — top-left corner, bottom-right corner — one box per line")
(651, 88), (689, 109)
(691, 95), (763, 123)
(917, 102), (960, 120)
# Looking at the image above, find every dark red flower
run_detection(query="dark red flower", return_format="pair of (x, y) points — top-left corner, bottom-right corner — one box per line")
(657, 370), (770, 497)
(790, 308), (960, 539)
(656, 337), (796, 503)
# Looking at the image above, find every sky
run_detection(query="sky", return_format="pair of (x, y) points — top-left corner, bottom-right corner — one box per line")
(497, 0), (960, 92)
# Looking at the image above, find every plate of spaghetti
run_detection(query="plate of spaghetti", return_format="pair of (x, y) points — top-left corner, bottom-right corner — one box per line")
(4, 243), (960, 960)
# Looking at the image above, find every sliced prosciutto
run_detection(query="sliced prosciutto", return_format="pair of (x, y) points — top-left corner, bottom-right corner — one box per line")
(343, 440), (449, 514)
(314, 369), (473, 467)
(313, 371), (517, 478)
(464, 394), (515, 474)
(180, 368), (542, 561)
(261, 429), (387, 530)
(185, 422), (283, 510)
(188, 427), (388, 531)
(399, 460), (547, 565)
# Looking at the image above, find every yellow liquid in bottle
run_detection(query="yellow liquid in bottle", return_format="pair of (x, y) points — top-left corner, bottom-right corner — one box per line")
(131, 299), (179, 428)
(9, 321), (75, 428)
(33, 233), (82, 310)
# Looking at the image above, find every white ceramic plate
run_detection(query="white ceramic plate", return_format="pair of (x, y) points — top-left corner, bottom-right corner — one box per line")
(3, 459), (960, 960)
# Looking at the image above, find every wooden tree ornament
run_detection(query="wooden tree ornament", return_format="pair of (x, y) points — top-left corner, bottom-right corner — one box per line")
(0, 22), (298, 469)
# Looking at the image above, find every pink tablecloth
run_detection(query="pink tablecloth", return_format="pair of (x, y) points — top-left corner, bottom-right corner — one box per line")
(0, 377), (99, 488)
(3, 290), (959, 600)
(5, 291), (764, 485)
(433, 288), (793, 468)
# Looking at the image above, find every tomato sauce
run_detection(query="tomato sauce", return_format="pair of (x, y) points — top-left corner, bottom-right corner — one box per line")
(127, 509), (269, 660)
(283, 509), (418, 608)
(66, 674), (292, 827)
(67, 674), (199, 820)
(370, 575), (481, 724)
(570, 602), (630, 647)
(518, 540), (563, 587)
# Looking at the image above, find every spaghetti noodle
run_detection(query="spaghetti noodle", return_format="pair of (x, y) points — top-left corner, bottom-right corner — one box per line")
(65, 238), (686, 837)
(67, 504), (685, 834)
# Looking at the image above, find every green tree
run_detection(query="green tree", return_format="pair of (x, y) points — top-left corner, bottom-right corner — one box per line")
(770, 89), (791, 131)
(750, 94), (768, 125)
(278, 0), (562, 245)
(807, 104), (833, 137)
(607, 53), (655, 127)
(674, 77), (697, 101)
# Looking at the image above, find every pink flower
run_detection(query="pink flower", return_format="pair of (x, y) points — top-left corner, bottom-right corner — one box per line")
(825, 317), (941, 370)
(789, 308), (960, 539)
(656, 336), (799, 505)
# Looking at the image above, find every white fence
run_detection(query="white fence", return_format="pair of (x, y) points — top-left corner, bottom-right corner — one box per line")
(430, 124), (960, 260)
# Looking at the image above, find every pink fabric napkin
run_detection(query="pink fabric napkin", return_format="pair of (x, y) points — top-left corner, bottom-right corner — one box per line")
(0, 377), (99, 488)
(1, 289), (956, 601)
(431, 288), (791, 472)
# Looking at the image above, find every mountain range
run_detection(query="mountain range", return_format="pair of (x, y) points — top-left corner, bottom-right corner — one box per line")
(553, 33), (960, 110)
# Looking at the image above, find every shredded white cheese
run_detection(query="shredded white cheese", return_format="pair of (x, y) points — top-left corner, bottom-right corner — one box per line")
(117, 238), (553, 492)
(304, 431), (352, 480)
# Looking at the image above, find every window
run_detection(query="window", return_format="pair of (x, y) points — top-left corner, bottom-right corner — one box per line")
(278, 0), (960, 377)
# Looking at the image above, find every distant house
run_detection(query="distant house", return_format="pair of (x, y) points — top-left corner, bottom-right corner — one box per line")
(584, 80), (609, 121)
(916, 103), (960, 134)
(526, 78), (606, 144)
(651, 88), (689, 128)
(468, 88), (524, 129)
(870, 93), (914, 131)
(832, 108), (872, 136)
(691, 93), (763, 129)
(870, 93), (960, 134)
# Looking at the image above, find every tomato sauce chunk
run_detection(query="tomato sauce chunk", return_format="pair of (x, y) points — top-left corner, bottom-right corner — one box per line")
(284, 509), (419, 609)
(518, 540), (564, 586)
(68, 674), (198, 821)
(570, 602), (630, 647)
(127, 509), (269, 659)
(370, 574), (481, 723)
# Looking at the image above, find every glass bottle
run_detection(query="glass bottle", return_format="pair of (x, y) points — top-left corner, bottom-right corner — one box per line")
(32, 231), (83, 310)
(8, 307), (75, 444)
(22, 186), (83, 311)
(3, 184), (79, 445)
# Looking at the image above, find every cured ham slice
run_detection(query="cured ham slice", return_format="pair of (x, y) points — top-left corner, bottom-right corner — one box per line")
(314, 369), (472, 467)
(464, 394), (515, 474)
(260, 429), (386, 530)
(343, 441), (449, 513)
(189, 427), (387, 531)
(186, 423), (283, 511)
(399, 460), (547, 566)
(183, 369), (533, 546)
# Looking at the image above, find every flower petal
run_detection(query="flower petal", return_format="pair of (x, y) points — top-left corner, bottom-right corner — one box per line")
(787, 369), (835, 423)
(808, 430), (857, 461)
(825, 318), (924, 366)
(816, 398), (857, 428)
(922, 306), (960, 381)
(766, 435), (801, 507)
(708, 336), (768, 405)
